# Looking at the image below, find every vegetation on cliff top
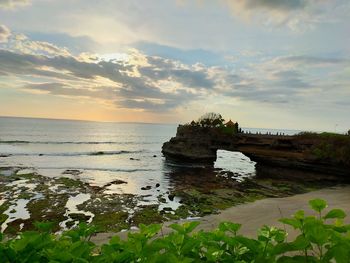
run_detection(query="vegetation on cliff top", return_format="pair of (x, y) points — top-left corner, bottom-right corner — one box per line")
(297, 132), (350, 166)
(1, 199), (349, 262)
(187, 112), (241, 134)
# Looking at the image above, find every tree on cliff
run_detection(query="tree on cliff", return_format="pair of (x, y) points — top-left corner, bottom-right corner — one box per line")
(197, 112), (224, 127)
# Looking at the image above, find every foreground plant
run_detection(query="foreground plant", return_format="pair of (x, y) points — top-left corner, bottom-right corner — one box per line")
(0, 199), (349, 262)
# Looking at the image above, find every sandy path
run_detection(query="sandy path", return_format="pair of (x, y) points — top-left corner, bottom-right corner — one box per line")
(91, 185), (350, 245)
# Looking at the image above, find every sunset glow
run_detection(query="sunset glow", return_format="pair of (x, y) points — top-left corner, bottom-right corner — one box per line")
(0, 0), (349, 130)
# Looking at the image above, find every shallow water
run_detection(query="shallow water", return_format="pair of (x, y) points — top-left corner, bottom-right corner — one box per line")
(60, 193), (94, 229)
(1, 199), (31, 232)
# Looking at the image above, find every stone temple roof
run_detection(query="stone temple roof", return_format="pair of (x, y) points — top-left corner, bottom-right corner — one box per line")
(225, 119), (235, 127)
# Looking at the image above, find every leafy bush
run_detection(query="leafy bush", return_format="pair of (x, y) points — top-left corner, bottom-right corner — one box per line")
(197, 112), (225, 128)
(1, 199), (349, 262)
(297, 132), (350, 165)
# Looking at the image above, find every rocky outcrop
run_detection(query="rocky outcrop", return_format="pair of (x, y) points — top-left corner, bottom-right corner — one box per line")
(162, 125), (350, 177)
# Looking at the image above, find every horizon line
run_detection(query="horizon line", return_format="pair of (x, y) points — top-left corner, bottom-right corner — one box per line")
(0, 115), (310, 132)
(0, 115), (176, 126)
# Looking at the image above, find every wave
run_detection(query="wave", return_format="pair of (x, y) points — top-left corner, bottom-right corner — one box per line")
(0, 166), (156, 173)
(42, 167), (156, 173)
(0, 140), (29, 144)
(163, 161), (208, 169)
(0, 140), (159, 145)
(6, 150), (145, 157)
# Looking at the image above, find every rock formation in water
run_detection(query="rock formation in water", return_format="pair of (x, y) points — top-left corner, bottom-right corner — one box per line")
(162, 125), (350, 177)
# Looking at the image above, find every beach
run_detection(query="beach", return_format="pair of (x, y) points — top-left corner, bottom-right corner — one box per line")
(92, 185), (350, 245)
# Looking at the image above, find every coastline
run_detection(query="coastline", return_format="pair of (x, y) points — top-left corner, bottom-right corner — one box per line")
(91, 185), (350, 245)
(1, 163), (348, 234)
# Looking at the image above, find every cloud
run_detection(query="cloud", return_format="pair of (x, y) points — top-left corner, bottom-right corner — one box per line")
(2, 46), (349, 111)
(6, 33), (72, 57)
(22, 80), (197, 111)
(222, 0), (348, 31)
(20, 40), (71, 56)
(214, 53), (350, 105)
(0, 0), (29, 9)
(0, 25), (11, 43)
(0, 48), (209, 111)
(23, 82), (120, 100)
(139, 56), (214, 89)
(230, 0), (307, 12)
(276, 55), (349, 66)
(3, 46), (350, 115)
(1, 25), (349, 113)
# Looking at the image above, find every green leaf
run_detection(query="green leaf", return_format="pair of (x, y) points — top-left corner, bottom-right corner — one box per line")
(305, 221), (329, 245)
(258, 225), (271, 242)
(183, 221), (200, 234)
(169, 224), (185, 234)
(273, 235), (310, 254)
(33, 221), (54, 233)
(1, 198), (349, 263)
(109, 235), (122, 246)
(323, 242), (350, 263)
(309, 199), (327, 213)
(324, 209), (346, 220)
(279, 218), (301, 229)
(294, 210), (305, 220)
(332, 244), (350, 263)
(218, 222), (242, 234)
(273, 229), (287, 243)
(139, 223), (162, 238)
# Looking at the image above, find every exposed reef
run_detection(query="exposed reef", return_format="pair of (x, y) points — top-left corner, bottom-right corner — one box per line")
(162, 125), (350, 177)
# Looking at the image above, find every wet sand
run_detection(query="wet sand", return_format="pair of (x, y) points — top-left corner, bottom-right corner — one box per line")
(92, 185), (350, 245)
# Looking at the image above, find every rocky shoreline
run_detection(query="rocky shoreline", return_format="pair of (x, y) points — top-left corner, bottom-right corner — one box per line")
(1, 164), (347, 235)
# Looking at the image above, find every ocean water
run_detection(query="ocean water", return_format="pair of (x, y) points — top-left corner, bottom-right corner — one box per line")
(0, 116), (302, 190)
(0, 117), (299, 184)
(0, 117), (300, 230)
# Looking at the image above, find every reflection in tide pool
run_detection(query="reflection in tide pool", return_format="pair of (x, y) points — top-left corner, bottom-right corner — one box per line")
(1, 199), (31, 232)
(215, 150), (256, 181)
(60, 193), (94, 229)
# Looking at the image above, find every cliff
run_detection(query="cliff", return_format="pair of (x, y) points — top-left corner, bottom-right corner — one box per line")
(162, 125), (350, 177)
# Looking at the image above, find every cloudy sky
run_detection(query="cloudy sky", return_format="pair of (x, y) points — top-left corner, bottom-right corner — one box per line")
(0, 0), (349, 131)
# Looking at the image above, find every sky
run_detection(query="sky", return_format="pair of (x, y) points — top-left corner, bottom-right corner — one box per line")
(0, 0), (349, 131)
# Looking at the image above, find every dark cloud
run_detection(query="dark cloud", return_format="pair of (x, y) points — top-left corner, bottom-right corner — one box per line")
(271, 70), (310, 89)
(23, 82), (117, 99)
(0, 50), (210, 93)
(224, 84), (295, 104)
(277, 56), (349, 66)
(23, 81), (196, 111)
(223, 0), (344, 31)
(140, 56), (214, 88)
(2, 48), (348, 111)
(0, 49), (132, 82)
(117, 99), (181, 111)
(0, 49), (205, 111)
(241, 0), (307, 11)
(221, 68), (312, 103)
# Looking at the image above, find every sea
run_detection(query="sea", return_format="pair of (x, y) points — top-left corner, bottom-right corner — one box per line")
(0, 116), (299, 231)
